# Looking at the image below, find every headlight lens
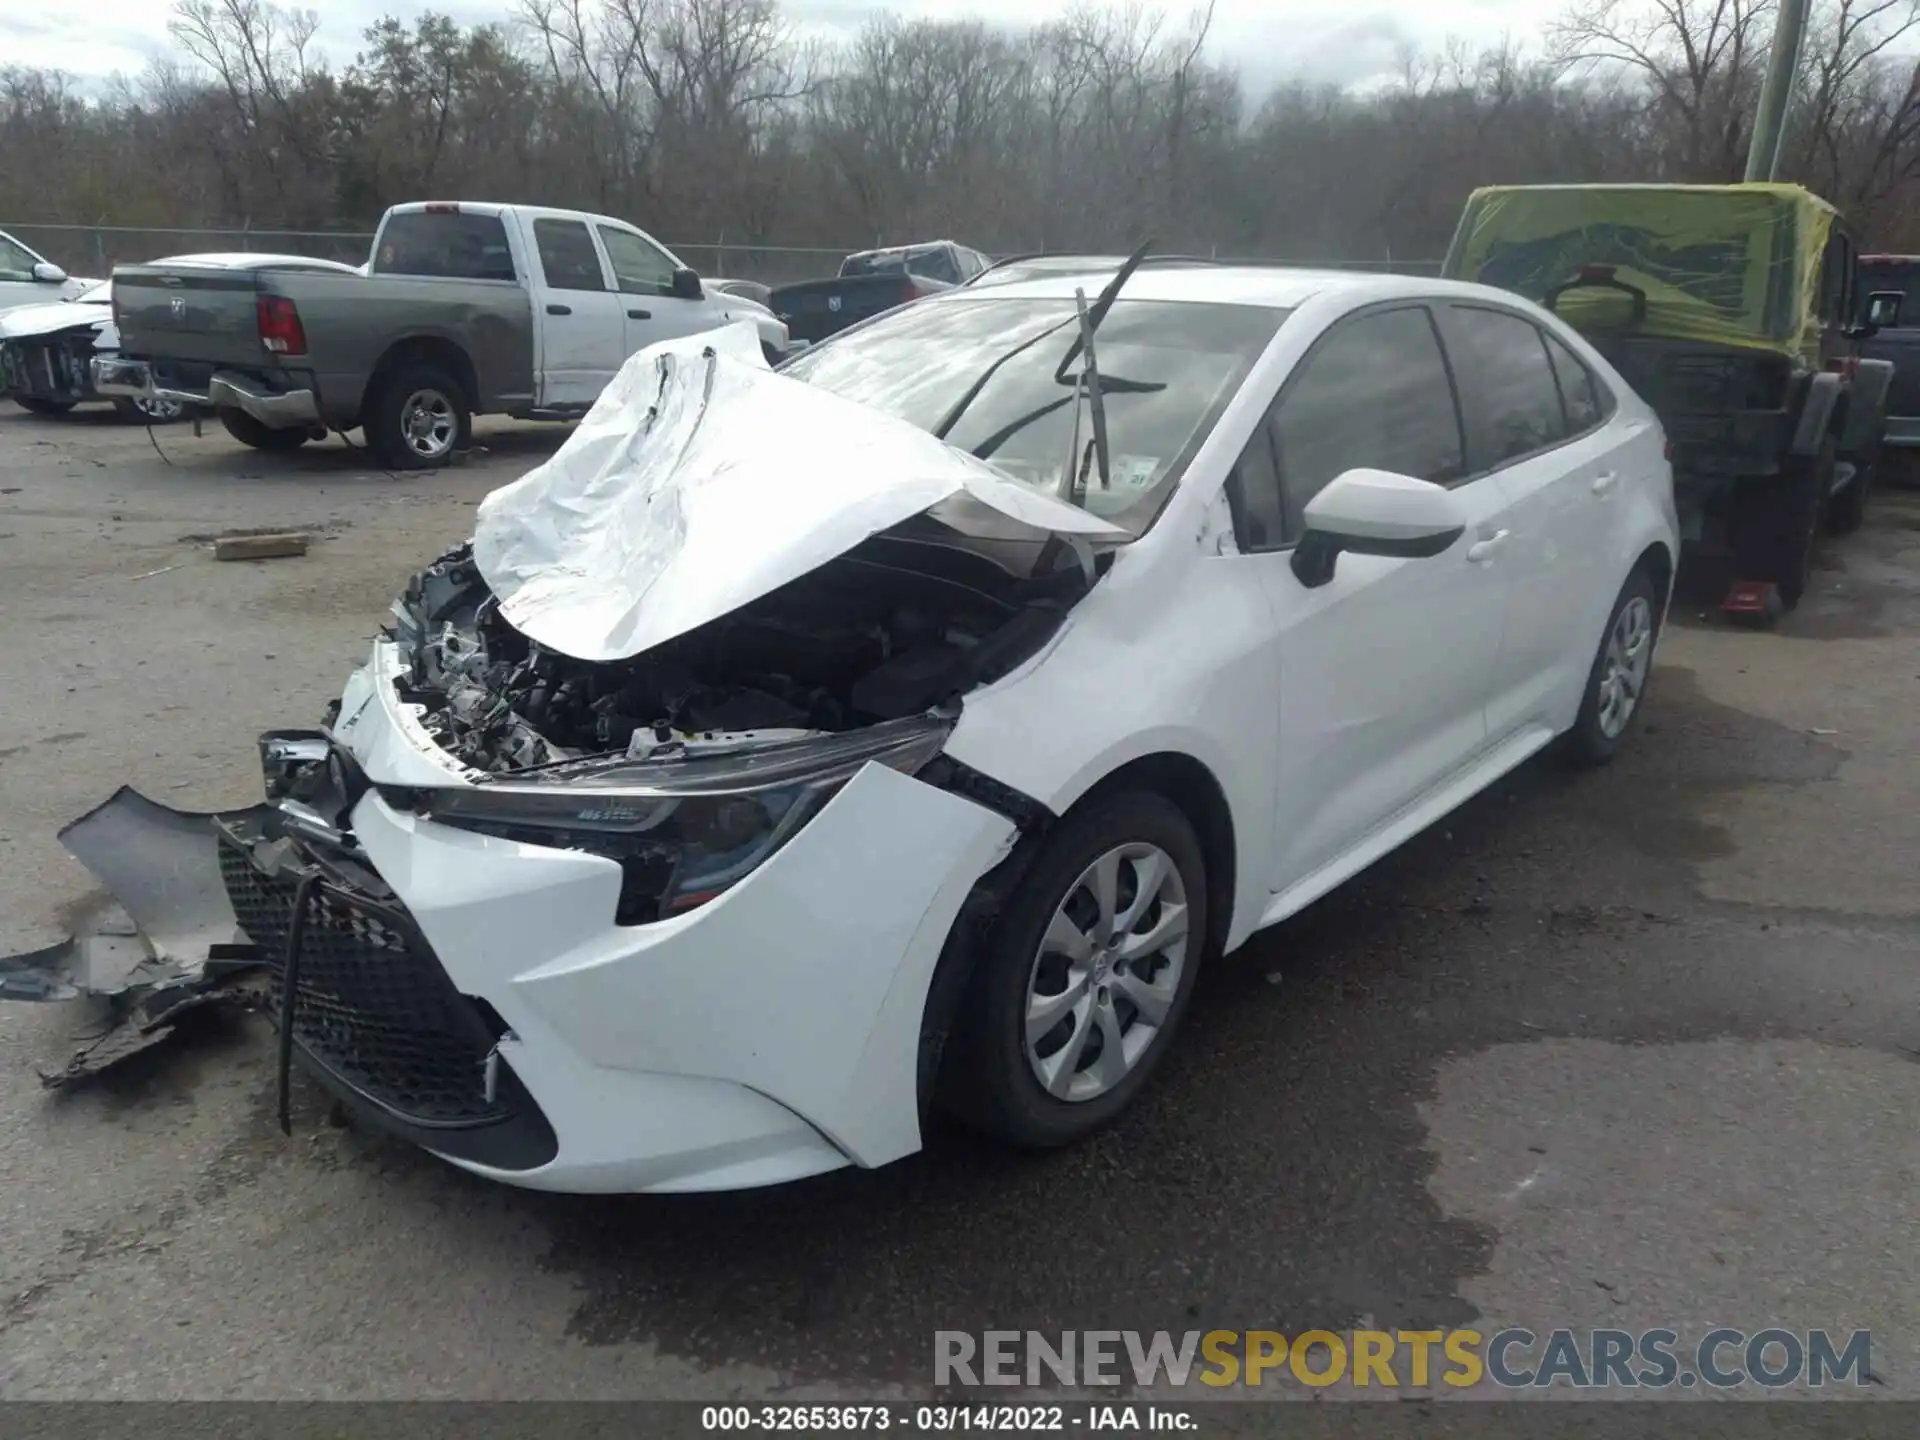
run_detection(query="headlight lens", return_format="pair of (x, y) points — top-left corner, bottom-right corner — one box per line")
(414, 715), (951, 922)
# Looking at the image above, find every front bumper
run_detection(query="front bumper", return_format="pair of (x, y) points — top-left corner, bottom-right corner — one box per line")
(92, 357), (321, 429)
(242, 644), (1018, 1193)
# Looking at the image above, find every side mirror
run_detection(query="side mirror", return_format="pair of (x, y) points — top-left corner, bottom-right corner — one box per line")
(670, 267), (704, 301)
(1290, 468), (1468, 589)
(1863, 289), (1903, 332)
(32, 261), (67, 284)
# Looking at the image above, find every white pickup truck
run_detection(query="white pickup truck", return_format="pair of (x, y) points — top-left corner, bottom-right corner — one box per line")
(95, 202), (792, 467)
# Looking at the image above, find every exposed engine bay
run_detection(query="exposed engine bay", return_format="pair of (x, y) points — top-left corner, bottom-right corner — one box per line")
(383, 521), (1094, 774)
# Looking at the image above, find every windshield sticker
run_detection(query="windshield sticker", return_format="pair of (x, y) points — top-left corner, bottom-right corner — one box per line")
(1110, 454), (1162, 489)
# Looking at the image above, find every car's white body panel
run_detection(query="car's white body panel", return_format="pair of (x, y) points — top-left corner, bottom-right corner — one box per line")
(303, 264), (1676, 1191)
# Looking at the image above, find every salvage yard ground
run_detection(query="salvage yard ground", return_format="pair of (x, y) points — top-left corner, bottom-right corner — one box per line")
(1, 407), (1918, 1399)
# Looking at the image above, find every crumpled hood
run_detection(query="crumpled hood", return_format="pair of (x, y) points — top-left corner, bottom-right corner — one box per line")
(0, 299), (109, 342)
(473, 320), (1127, 663)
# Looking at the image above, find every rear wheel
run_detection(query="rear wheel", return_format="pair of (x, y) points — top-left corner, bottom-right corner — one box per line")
(15, 396), (75, 416)
(218, 406), (309, 452)
(939, 789), (1207, 1149)
(1564, 567), (1660, 768)
(363, 365), (470, 469)
(1733, 434), (1833, 609)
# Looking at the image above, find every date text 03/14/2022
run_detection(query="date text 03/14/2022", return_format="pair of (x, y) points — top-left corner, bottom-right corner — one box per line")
(700, 1404), (1198, 1431)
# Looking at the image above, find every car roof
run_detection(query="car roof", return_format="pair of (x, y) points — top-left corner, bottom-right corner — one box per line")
(924, 263), (1482, 311)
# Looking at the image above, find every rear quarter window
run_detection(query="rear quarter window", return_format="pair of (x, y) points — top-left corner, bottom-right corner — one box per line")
(371, 213), (516, 282)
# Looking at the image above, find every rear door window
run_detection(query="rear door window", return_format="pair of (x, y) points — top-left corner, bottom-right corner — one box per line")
(534, 219), (608, 292)
(1269, 305), (1467, 542)
(371, 212), (516, 281)
(1541, 331), (1609, 434)
(1441, 305), (1570, 467)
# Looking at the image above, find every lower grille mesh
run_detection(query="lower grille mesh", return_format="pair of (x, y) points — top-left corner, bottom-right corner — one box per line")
(218, 836), (510, 1126)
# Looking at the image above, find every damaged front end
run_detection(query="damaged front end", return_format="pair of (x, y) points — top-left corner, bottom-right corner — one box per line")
(8, 325), (1113, 1158)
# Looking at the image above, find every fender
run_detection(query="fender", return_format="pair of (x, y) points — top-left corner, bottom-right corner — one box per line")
(1790, 370), (1843, 456)
(1840, 358), (1894, 457)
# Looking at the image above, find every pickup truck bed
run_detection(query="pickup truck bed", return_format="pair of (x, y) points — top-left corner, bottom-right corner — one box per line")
(105, 263), (534, 434)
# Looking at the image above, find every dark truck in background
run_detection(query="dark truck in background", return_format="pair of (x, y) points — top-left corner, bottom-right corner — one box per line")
(1445, 182), (1891, 613)
(768, 240), (990, 347)
(1856, 253), (1920, 458)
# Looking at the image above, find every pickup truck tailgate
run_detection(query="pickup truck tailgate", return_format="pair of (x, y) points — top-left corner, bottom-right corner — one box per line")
(114, 265), (268, 366)
(769, 274), (931, 345)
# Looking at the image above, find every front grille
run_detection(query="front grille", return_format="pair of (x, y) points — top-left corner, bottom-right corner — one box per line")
(218, 835), (510, 1127)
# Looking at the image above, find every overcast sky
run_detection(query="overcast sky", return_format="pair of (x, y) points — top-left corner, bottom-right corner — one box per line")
(16, 0), (1559, 96)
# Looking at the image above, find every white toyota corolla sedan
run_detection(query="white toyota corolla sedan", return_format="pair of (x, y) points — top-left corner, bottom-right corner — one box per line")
(196, 260), (1678, 1193)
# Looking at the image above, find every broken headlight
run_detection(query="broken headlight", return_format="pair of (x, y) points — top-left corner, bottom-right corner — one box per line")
(411, 715), (952, 923)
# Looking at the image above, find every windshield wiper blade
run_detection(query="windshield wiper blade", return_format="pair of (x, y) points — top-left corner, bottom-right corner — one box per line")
(967, 375), (1165, 463)
(1058, 285), (1116, 503)
(932, 315), (1076, 440)
(1051, 239), (1153, 385)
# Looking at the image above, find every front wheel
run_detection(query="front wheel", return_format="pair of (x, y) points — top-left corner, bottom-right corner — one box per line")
(939, 789), (1207, 1149)
(218, 406), (309, 452)
(1733, 436), (1832, 608)
(364, 365), (471, 469)
(15, 396), (76, 416)
(1564, 567), (1660, 769)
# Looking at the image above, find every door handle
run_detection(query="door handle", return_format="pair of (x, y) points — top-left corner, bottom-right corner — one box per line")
(1466, 529), (1510, 563)
(546, 303), (571, 316)
(1591, 470), (1619, 495)
(627, 308), (652, 320)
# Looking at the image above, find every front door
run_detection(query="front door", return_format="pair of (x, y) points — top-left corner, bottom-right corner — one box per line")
(1231, 303), (1514, 895)
(531, 216), (627, 409)
(594, 223), (732, 355)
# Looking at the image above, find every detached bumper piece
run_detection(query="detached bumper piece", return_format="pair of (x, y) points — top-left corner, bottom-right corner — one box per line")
(92, 357), (321, 430)
(213, 813), (559, 1171)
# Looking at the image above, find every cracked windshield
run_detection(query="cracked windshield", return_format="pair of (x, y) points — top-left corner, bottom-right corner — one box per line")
(780, 296), (1286, 534)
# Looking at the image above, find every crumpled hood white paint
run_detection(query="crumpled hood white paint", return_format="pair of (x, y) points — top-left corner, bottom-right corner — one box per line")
(473, 320), (1127, 663)
(0, 298), (108, 341)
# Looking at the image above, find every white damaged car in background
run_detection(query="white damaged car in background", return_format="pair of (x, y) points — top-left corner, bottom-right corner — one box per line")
(4, 255), (1678, 1193)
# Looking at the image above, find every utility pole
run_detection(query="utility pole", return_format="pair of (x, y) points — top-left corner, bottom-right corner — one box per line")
(1745, 0), (1814, 181)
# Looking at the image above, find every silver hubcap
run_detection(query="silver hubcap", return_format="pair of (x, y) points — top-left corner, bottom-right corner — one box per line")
(1024, 842), (1190, 1103)
(400, 388), (457, 459)
(1596, 595), (1653, 739)
(135, 396), (183, 421)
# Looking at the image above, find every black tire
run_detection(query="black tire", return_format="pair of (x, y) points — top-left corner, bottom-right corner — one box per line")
(1827, 445), (1875, 534)
(1564, 566), (1662, 769)
(218, 406), (309, 452)
(363, 364), (471, 470)
(938, 789), (1208, 1149)
(15, 396), (76, 416)
(1732, 434), (1833, 609)
(112, 396), (186, 425)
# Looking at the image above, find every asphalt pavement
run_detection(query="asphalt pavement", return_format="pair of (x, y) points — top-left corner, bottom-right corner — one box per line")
(0, 405), (1916, 1401)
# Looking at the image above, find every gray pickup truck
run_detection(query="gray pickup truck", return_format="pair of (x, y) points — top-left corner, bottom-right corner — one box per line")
(96, 202), (790, 468)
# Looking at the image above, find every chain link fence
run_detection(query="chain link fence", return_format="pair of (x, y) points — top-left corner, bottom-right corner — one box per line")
(5, 222), (1441, 286)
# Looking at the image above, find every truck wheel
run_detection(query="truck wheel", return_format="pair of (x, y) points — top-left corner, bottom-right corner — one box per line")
(1733, 435), (1832, 609)
(365, 366), (471, 470)
(113, 395), (186, 425)
(1827, 445), (1875, 534)
(15, 396), (76, 416)
(219, 407), (309, 452)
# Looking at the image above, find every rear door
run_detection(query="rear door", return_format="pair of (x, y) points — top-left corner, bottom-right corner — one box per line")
(1434, 302), (1634, 740)
(528, 216), (626, 407)
(1237, 302), (1514, 894)
(592, 223), (725, 353)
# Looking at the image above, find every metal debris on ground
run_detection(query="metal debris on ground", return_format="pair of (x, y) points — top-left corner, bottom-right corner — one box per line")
(214, 532), (311, 561)
(0, 788), (271, 1087)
